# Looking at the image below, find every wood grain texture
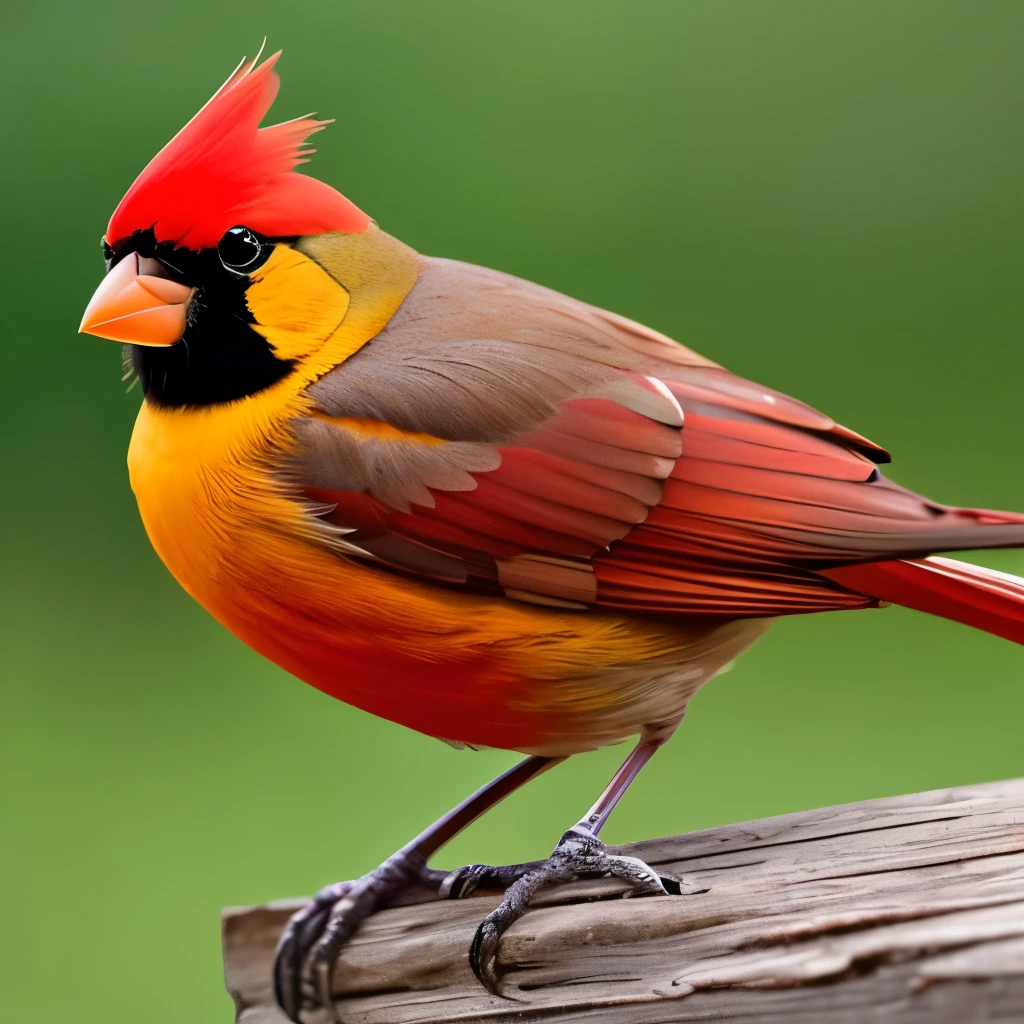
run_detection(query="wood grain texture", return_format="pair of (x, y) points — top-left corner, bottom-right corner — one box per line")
(224, 778), (1024, 1022)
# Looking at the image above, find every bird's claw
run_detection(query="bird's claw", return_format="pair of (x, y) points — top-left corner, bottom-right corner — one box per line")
(450, 826), (682, 996)
(274, 830), (684, 1015)
(273, 850), (432, 1023)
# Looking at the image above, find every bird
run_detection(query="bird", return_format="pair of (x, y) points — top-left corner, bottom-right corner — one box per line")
(80, 49), (1024, 1022)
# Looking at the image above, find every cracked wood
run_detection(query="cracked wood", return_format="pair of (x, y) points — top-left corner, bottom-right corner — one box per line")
(223, 778), (1024, 1022)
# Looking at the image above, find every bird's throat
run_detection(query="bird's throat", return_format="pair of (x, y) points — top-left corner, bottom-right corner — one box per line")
(131, 292), (295, 407)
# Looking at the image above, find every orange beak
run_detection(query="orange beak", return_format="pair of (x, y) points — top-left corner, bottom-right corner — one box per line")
(79, 252), (194, 346)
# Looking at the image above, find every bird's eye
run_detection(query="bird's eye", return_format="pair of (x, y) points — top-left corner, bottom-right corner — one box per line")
(218, 226), (271, 275)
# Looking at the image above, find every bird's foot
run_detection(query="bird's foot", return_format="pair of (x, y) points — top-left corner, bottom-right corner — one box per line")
(273, 848), (447, 1023)
(273, 830), (686, 1017)
(444, 825), (683, 995)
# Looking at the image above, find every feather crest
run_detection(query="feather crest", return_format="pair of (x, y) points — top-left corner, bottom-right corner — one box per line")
(106, 50), (370, 250)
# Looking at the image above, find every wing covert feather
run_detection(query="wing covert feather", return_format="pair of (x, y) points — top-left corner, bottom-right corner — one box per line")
(289, 254), (1024, 619)
(292, 256), (684, 605)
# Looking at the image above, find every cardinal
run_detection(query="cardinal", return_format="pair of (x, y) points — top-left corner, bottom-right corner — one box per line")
(80, 50), (1024, 1021)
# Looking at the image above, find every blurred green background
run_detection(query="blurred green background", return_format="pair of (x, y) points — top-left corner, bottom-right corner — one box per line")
(3, 1), (1024, 1020)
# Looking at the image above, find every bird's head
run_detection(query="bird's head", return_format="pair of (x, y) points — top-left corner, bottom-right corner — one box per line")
(80, 50), (412, 406)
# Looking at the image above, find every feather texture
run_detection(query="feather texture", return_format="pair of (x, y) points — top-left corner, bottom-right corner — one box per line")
(292, 257), (687, 604)
(592, 376), (1024, 617)
(822, 557), (1024, 645)
(106, 52), (369, 250)
(293, 253), (1024, 630)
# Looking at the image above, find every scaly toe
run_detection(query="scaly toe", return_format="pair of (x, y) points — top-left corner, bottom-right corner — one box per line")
(468, 912), (504, 994)
(272, 851), (430, 1022)
(469, 867), (547, 995)
(274, 881), (353, 1021)
(466, 827), (680, 996)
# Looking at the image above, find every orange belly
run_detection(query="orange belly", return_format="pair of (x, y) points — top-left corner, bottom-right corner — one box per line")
(127, 397), (763, 753)
(206, 559), (768, 752)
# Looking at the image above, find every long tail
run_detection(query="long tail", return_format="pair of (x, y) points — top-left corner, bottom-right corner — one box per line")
(822, 557), (1024, 645)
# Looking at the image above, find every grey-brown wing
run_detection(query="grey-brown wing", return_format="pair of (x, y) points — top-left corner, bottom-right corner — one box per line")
(289, 256), (687, 605)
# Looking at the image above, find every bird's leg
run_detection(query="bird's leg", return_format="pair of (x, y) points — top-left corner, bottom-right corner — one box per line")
(450, 724), (686, 995)
(273, 753), (564, 1023)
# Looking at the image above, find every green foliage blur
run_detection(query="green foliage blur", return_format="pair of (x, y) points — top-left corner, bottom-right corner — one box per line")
(3, 1), (1024, 1019)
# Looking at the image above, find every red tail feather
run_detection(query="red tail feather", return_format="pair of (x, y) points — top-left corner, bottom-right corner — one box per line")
(822, 557), (1024, 646)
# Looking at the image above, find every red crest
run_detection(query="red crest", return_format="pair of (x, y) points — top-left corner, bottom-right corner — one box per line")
(106, 51), (370, 250)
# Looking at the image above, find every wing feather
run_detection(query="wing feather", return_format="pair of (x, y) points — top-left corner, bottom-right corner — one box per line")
(291, 257), (683, 603)
(290, 253), (1024, 620)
